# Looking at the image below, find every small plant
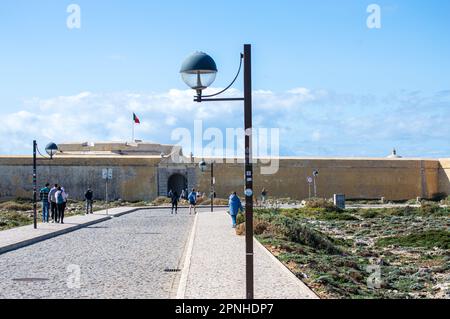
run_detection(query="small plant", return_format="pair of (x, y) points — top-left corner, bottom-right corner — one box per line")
(304, 198), (341, 212)
(236, 213), (245, 225)
(420, 201), (441, 215)
(152, 197), (172, 206)
(280, 218), (343, 255)
(0, 202), (33, 212)
(377, 230), (450, 249)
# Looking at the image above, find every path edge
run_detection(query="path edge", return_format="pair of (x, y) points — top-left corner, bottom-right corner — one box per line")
(175, 212), (199, 299)
(253, 237), (320, 299)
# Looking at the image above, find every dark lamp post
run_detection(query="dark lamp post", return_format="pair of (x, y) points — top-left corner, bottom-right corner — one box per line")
(180, 44), (254, 299)
(198, 159), (215, 213)
(33, 141), (58, 229)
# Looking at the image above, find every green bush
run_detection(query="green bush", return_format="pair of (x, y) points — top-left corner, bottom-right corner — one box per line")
(0, 211), (33, 230)
(0, 202), (33, 212)
(236, 213), (245, 225)
(152, 197), (172, 206)
(420, 201), (441, 215)
(304, 198), (340, 212)
(280, 217), (343, 255)
(377, 230), (450, 249)
(360, 209), (380, 219)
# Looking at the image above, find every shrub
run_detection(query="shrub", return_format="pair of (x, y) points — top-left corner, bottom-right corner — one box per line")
(0, 202), (33, 212)
(254, 220), (270, 235)
(201, 198), (229, 206)
(304, 198), (340, 212)
(236, 213), (245, 225)
(280, 218), (343, 255)
(0, 211), (33, 230)
(152, 197), (171, 206)
(377, 230), (450, 249)
(360, 209), (380, 219)
(420, 201), (440, 215)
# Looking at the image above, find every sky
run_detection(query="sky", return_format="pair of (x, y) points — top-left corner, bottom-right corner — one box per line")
(0, 0), (449, 157)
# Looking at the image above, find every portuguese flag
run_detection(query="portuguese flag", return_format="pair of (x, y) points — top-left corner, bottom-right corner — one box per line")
(133, 113), (141, 124)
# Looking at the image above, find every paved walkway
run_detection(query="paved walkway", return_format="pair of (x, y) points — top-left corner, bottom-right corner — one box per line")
(0, 207), (140, 255)
(0, 209), (195, 299)
(182, 211), (318, 299)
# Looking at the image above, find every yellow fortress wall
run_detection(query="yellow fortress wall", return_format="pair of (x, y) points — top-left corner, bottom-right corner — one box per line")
(1, 155), (448, 202)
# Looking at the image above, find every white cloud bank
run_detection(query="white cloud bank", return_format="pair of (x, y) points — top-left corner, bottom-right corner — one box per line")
(0, 88), (449, 157)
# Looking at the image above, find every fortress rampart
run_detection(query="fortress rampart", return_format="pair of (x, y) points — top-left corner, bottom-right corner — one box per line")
(0, 154), (448, 202)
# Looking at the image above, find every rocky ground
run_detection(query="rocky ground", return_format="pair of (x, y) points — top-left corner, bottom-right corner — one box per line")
(243, 199), (449, 299)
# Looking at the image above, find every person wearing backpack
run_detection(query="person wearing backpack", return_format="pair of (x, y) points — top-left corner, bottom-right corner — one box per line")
(188, 188), (197, 215)
(85, 187), (94, 215)
(55, 186), (65, 224)
(48, 184), (58, 223)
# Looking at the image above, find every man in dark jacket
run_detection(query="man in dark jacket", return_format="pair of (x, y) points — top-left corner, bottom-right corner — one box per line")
(39, 183), (51, 223)
(85, 187), (94, 215)
(171, 191), (179, 215)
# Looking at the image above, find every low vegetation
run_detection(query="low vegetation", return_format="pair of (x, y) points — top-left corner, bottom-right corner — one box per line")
(235, 199), (450, 299)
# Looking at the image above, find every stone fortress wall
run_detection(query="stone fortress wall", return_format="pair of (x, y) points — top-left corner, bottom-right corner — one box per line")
(0, 142), (448, 202)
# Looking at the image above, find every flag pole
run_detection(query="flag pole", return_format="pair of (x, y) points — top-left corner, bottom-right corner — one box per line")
(132, 117), (135, 143)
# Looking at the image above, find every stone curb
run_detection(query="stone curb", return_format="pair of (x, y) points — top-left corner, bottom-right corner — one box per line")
(175, 212), (199, 299)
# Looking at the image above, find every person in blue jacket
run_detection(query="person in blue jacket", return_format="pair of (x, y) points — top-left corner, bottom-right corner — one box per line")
(188, 188), (197, 215)
(229, 192), (244, 228)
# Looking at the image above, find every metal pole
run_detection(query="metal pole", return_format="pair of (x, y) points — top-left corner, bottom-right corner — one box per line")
(105, 177), (109, 215)
(211, 162), (214, 213)
(309, 183), (311, 199)
(244, 44), (254, 300)
(313, 176), (317, 198)
(33, 140), (37, 229)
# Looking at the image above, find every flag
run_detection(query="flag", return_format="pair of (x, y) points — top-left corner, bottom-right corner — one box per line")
(133, 113), (141, 124)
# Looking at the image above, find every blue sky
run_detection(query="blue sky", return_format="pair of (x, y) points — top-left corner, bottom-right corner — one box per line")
(0, 0), (449, 157)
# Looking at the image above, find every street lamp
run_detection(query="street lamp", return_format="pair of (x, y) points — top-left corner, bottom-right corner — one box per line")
(199, 159), (215, 213)
(313, 170), (319, 198)
(33, 141), (58, 229)
(180, 45), (254, 299)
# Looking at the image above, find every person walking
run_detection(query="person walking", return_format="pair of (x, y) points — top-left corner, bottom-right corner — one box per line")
(39, 183), (51, 223)
(61, 187), (68, 224)
(55, 186), (65, 224)
(48, 184), (58, 223)
(261, 188), (268, 205)
(171, 190), (179, 215)
(180, 189), (186, 201)
(188, 188), (197, 215)
(229, 192), (244, 228)
(85, 187), (94, 215)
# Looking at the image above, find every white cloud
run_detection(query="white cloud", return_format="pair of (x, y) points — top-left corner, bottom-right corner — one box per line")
(0, 88), (448, 158)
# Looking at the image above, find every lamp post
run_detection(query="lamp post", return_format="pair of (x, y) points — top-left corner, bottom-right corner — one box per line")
(313, 170), (319, 198)
(180, 45), (254, 299)
(33, 141), (58, 229)
(199, 160), (214, 213)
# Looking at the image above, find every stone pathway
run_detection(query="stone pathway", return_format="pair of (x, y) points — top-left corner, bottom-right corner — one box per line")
(0, 209), (195, 299)
(0, 207), (140, 255)
(182, 211), (318, 299)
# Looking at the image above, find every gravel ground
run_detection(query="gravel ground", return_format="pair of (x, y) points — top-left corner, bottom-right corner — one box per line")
(0, 209), (195, 299)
